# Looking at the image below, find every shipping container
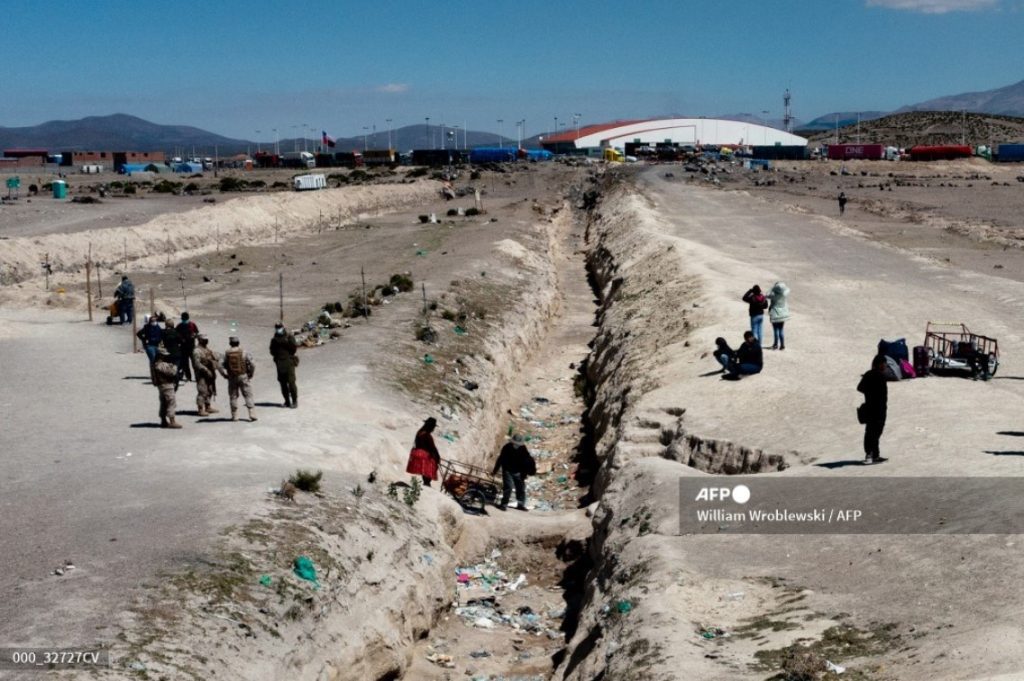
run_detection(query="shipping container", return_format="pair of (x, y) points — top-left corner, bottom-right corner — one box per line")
(827, 144), (885, 160)
(751, 145), (810, 160)
(411, 149), (465, 166)
(908, 145), (973, 162)
(995, 143), (1024, 162)
(293, 173), (326, 191)
(363, 149), (397, 166)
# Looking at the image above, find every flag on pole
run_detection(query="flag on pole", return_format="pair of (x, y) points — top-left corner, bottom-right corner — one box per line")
(322, 131), (336, 148)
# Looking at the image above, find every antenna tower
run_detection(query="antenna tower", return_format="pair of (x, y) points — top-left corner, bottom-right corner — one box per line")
(783, 89), (793, 133)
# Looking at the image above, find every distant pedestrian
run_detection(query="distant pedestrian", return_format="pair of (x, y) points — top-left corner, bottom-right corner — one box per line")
(176, 312), (198, 382)
(114, 276), (135, 324)
(269, 322), (299, 408)
(406, 418), (441, 487)
(491, 434), (537, 511)
(192, 334), (220, 417)
(742, 285), (768, 346)
(838, 192), (847, 215)
(219, 336), (256, 422)
(857, 355), (889, 464)
(153, 347), (182, 429)
(766, 281), (790, 350)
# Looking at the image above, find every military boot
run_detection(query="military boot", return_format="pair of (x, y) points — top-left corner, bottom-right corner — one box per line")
(248, 408), (258, 422)
(160, 417), (169, 428)
(197, 407), (209, 417)
(231, 410), (239, 422)
(207, 405), (219, 414)
(167, 417), (183, 429)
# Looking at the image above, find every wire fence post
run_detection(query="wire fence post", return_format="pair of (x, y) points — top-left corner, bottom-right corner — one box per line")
(360, 266), (368, 320)
(279, 272), (284, 322)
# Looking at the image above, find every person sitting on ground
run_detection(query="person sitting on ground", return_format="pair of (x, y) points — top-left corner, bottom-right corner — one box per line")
(713, 337), (736, 372)
(717, 331), (763, 378)
(491, 434), (537, 512)
(406, 418), (441, 487)
(954, 341), (992, 381)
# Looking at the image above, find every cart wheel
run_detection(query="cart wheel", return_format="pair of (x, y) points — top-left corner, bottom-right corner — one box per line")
(459, 489), (487, 514)
(988, 355), (999, 378)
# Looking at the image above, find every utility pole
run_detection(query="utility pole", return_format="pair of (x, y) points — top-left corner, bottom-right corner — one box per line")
(278, 273), (284, 322)
(497, 119), (503, 147)
(386, 118), (393, 150)
(178, 271), (188, 311)
(425, 117), (430, 149)
(361, 266), (368, 319)
(86, 243), (93, 322)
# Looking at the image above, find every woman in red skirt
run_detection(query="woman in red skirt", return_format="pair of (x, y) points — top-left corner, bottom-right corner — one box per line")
(406, 417), (441, 486)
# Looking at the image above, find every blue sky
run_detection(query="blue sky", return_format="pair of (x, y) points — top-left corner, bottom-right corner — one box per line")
(1, 0), (1021, 140)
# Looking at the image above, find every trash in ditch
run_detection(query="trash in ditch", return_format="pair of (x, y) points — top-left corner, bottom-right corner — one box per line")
(507, 574), (527, 591)
(421, 554), (434, 566)
(454, 325), (468, 336)
(441, 432), (457, 443)
(724, 591), (745, 601)
(293, 556), (318, 586)
(615, 600), (633, 615)
(469, 650), (491, 658)
(52, 560), (75, 576)
(425, 652), (455, 668)
(416, 249), (428, 256)
(699, 625), (728, 639)
(423, 354), (435, 365)
(825, 661), (846, 674)
(533, 396), (551, 404)
(258, 574), (272, 587)
(473, 617), (496, 629)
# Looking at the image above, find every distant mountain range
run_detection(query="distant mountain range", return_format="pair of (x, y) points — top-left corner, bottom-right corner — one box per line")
(2, 80), (1023, 153)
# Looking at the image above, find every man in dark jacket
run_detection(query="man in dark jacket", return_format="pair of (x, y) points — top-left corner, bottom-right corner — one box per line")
(137, 315), (163, 365)
(175, 312), (198, 382)
(269, 322), (299, 408)
(492, 434), (537, 511)
(114, 276), (135, 325)
(857, 355), (889, 464)
(721, 331), (762, 379)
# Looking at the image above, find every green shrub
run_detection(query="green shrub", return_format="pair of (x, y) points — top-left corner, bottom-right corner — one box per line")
(271, 181), (287, 188)
(288, 469), (323, 493)
(219, 177), (249, 192)
(465, 207), (480, 216)
(389, 273), (414, 292)
(248, 179), (266, 188)
(152, 179), (182, 194)
(183, 182), (199, 193)
(124, 184), (137, 194)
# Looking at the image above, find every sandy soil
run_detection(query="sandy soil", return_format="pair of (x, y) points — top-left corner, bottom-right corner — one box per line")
(557, 167), (1024, 681)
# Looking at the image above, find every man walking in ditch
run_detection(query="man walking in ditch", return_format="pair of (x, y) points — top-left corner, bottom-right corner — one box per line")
(192, 334), (220, 417)
(269, 322), (299, 408)
(492, 434), (537, 511)
(838, 191), (848, 216)
(114, 275), (135, 325)
(857, 355), (889, 464)
(153, 346), (182, 429)
(219, 336), (257, 422)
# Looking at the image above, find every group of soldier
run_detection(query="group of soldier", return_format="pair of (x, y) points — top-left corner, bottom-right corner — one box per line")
(135, 313), (298, 429)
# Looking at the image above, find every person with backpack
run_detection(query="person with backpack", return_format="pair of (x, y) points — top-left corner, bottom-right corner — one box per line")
(742, 285), (769, 346)
(766, 281), (790, 350)
(491, 434), (537, 511)
(857, 355), (889, 464)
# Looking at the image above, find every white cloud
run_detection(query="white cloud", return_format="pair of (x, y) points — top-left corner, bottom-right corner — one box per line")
(866, 0), (998, 13)
(376, 83), (409, 93)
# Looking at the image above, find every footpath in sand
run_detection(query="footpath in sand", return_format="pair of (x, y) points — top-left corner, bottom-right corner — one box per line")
(558, 168), (1024, 681)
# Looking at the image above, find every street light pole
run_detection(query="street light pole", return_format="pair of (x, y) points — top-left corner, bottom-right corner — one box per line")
(574, 113), (581, 140)
(497, 119), (503, 147)
(273, 128), (279, 156)
(255, 130), (261, 153)
(362, 127), (369, 152)
(425, 117), (430, 149)
(761, 110), (769, 144)
(386, 118), (392, 149)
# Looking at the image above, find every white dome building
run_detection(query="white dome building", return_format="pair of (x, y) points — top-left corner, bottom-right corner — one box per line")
(541, 118), (806, 152)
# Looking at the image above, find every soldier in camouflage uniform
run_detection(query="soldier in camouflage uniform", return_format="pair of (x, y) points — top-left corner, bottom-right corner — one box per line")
(191, 334), (220, 417)
(153, 346), (182, 429)
(219, 336), (257, 422)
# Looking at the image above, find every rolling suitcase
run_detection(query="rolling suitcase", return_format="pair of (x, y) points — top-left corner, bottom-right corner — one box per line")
(913, 345), (930, 377)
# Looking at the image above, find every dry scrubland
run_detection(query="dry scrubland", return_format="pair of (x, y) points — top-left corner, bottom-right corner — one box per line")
(3, 157), (1024, 680)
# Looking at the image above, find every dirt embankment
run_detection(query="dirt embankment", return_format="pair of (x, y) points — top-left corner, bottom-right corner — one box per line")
(85, 177), (584, 681)
(0, 181), (438, 289)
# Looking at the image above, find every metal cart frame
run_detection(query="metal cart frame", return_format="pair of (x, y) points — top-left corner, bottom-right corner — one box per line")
(439, 459), (501, 514)
(923, 322), (999, 377)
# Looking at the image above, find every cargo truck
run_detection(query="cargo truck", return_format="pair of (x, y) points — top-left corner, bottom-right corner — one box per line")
(293, 173), (326, 191)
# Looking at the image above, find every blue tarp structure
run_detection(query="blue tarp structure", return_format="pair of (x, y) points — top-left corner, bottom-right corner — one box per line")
(120, 163), (161, 174)
(522, 148), (553, 161)
(469, 147), (518, 164)
(173, 162), (203, 174)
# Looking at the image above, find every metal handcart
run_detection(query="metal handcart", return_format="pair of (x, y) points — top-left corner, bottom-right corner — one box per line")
(439, 459), (501, 514)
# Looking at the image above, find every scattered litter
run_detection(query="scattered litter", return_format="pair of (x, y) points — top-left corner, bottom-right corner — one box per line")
(615, 600), (633, 615)
(128, 661), (147, 672)
(724, 591), (745, 601)
(421, 553), (434, 566)
(473, 617), (496, 629)
(425, 652), (455, 668)
(508, 574), (527, 591)
(533, 396), (551, 404)
(825, 661), (846, 674)
(258, 574), (272, 587)
(423, 354), (435, 365)
(454, 325), (468, 336)
(416, 249), (428, 256)
(441, 432), (457, 443)
(293, 556), (318, 586)
(469, 650), (491, 658)
(52, 560), (75, 576)
(699, 625), (728, 639)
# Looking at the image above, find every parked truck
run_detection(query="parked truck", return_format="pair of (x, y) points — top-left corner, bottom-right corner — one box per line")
(293, 173), (326, 191)
(282, 151), (316, 169)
